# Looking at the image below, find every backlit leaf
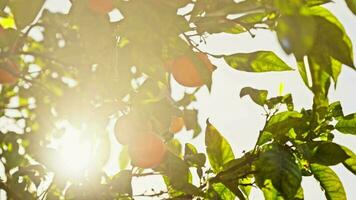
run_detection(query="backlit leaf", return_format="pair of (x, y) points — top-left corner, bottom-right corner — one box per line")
(224, 51), (293, 72)
(335, 113), (356, 135)
(341, 146), (356, 175)
(205, 120), (235, 173)
(311, 163), (346, 200)
(255, 145), (302, 199)
(240, 87), (268, 106)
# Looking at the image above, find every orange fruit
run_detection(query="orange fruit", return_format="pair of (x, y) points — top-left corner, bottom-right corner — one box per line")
(128, 132), (166, 168)
(169, 116), (184, 134)
(88, 0), (114, 14)
(114, 114), (152, 145)
(0, 60), (19, 85)
(167, 52), (214, 87)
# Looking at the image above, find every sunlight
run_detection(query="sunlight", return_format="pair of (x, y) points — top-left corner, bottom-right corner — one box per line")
(50, 122), (93, 177)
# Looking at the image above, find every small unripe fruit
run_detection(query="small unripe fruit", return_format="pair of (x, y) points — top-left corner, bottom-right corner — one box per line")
(169, 116), (184, 134)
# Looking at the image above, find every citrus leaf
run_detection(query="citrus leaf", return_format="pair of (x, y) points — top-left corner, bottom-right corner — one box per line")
(119, 146), (130, 170)
(310, 142), (350, 166)
(341, 146), (356, 175)
(311, 163), (346, 200)
(264, 111), (305, 136)
(223, 181), (246, 200)
(335, 113), (356, 135)
(205, 120), (235, 173)
(276, 14), (317, 58)
(345, 0), (356, 15)
(255, 145), (302, 199)
(224, 51), (293, 72)
(211, 183), (236, 200)
(240, 87), (268, 106)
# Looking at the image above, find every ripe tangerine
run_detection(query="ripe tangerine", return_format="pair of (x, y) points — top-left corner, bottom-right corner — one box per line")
(128, 132), (166, 168)
(167, 52), (214, 87)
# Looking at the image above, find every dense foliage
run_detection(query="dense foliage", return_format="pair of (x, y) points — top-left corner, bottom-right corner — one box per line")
(1, 0), (356, 199)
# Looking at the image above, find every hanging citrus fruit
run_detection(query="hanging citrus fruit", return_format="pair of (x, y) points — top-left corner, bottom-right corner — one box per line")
(169, 116), (184, 134)
(167, 52), (214, 87)
(114, 114), (152, 145)
(128, 132), (166, 168)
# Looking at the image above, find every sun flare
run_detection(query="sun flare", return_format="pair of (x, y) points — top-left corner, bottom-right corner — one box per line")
(50, 122), (93, 177)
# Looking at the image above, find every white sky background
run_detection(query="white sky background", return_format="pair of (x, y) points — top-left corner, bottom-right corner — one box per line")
(42, 0), (356, 199)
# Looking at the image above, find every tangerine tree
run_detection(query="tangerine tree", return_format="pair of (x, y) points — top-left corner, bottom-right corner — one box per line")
(0, 0), (356, 199)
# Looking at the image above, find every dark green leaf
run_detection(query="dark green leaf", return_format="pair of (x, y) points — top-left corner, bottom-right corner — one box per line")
(183, 109), (202, 138)
(240, 87), (268, 106)
(310, 142), (350, 166)
(336, 113), (356, 135)
(224, 51), (293, 72)
(266, 94), (294, 111)
(311, 163), (346, 200)
(205, 120), (235, 173)
(341, 146), (356, 175)
(255, 146), (302, 199)
(345, 0), (356, 15)
(111, 170), (132, 196)
(306, 0), (333, 7)
(9, 0), (45, 29)
(328, 101), (344, 119)
(223, 181), (246, 200)
(184, 143), (206, 167)
(158, 152), (202, 196)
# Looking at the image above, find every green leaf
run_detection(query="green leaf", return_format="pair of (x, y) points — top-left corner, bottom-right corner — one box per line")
(306, 0), (333, 7)
(211, 183), (236, 200)
(345, 0), (356, 15)
(265, 111), (305, 136)
(260, 180), (284, 200)
(310, 163), (346, 200)
(111, 170), (132, 196)
(183, 109), (202, 138)
(255, 145), (302, 199)
(158, 152), (202, 196)
(297, 59), (311, 88)
(224, 51), (293, 72)
(119, 146), (130, 170)
(240, 87), (268, 106)
(341, 146), (356, 175)
(9, 0), (45, 29)
(223, 181), (246, 200)
(328, 101), (344, 119)
(184, 143), (206, 167)
(276, 14), (317, 58)
(205, 120), (235, 173)
(266, 94), (294, 111)
(310, 142), (350, 166)
(312, 15), (354, 68)
(335, 113), (356, 135)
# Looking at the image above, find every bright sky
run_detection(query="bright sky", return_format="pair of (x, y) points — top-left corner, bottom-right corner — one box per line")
(40, 0), (356, 199)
